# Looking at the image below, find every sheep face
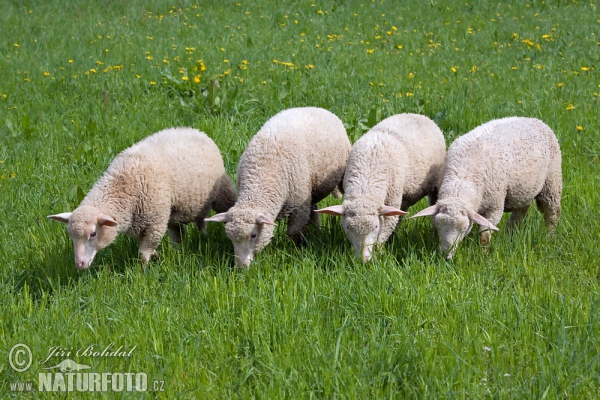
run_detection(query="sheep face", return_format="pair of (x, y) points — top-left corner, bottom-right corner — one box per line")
(48, 205), (118, 269)
(343, 214), (381, 263)
(433, 211), (472, 259)
(316, 204), (406, 263)
(206, 208), (276, 269)
(411, 200), (498, 259)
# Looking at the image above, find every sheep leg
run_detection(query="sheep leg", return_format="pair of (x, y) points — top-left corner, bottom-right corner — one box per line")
(138, 224), (168, 264)
(377, 197), (405, 244)
(478, 210), (503, 248)
(167, 222), (186, 244)
(194, 205), (212, 234)
(535, 162), (562, 232)
(287, 203), (312, 246)
(309, 203), (320, 228)
(507, 205), (530, 232)
(377, 215), (400, 245)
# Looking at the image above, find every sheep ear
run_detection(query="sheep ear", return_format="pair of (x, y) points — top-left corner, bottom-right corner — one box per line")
(410, 204), (439, 218)
(205, 212), (229, 223)
(98, 214), (118, 227)
(314, 205), (345, 216)
(256, 214), (276, 226)
(467, 210), (499, 231)
(48, 213), (72, 224)
(379, 205), (408, 217)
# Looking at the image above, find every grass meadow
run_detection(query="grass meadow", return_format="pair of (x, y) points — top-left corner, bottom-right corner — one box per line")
(1, 0), (599, 397)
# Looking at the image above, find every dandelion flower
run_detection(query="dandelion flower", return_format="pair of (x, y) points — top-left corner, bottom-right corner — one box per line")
(577, 126), (583, 131)
(557, 82), (563, 87)
(565, 104), (575, 110)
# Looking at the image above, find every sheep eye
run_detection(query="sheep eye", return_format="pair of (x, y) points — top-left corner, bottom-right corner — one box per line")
(250, 233), (257, 239)
(90, 232), (97, 238)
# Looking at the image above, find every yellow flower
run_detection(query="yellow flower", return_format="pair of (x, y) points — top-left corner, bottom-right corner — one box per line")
(470, 66), (478, 73)
(261, 81), (266, 85)
(150, 81), (156, 85)
(557, 82), (563, 87)
(536, 64), (543, 70)
(511, 66), (517, 70)
(146, 56), (153, 60)
(581, 67), (590, 71)
(577, 126), (583, 131)
(194, 75), (200, 83)
(451, 67), (457, 73)
(397, 45), (403, 49)
(136, 74), (141, 79)
(306, 64), (314, 69)
(565, 104), (575, 110)
(224, 59), (229, 63)
(182, 76), (188, 81)
(14, 43), (19, 47)
(68, 60), (73, 63)
(43, 71), (50, 77)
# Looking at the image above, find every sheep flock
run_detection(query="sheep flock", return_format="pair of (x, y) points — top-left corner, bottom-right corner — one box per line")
(49, 108), (562, 269)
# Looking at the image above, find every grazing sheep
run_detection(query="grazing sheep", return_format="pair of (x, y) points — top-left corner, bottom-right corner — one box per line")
(205, 107), (351, 268)
(48, 127), (237, 269)
(316, 113), (446, 262)
(411, 117), (562, 258)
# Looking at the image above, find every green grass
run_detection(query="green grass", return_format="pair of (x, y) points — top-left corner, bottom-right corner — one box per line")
(1, 0), (599, 397)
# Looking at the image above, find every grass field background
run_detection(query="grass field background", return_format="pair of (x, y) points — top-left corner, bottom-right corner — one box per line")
(1, 0), (599, 397)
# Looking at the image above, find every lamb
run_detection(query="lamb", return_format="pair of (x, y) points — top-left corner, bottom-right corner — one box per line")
(48, 127), (237, 269)
(411, 117), (562, 258)
(205, 107), (351, 268)
(315, 113), (446, 262)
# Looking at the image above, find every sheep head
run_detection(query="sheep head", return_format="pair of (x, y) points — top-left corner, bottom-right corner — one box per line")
(205, 208), (276, 269)
(48, 205), (118, 269)
(316, 204), (406, 263)
(411, 200), (499, 258)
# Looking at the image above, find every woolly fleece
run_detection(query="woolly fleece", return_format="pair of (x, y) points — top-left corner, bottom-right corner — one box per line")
(318, 113), (446, 262)
(413, 117), (562, 257)
(49, 127), (236, 268)
(207, 107), (351, 268)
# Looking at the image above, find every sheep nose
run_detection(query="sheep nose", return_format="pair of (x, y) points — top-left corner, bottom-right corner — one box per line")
(236, 258), (252, 269)
(76, 260), (86, 269)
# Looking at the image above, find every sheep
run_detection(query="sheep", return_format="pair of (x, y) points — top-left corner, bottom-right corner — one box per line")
(48, 127), (237, 269)
(315, 113), (446, 262)
(411, 116), (562, 258)
(205, 107), (351, 268)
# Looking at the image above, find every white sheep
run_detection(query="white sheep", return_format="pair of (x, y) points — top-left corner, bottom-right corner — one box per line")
(205, 107), (351, 268)
(48, 127), (237, 269)
(411, 117), (562, 258)
(315, 113), (446, 262)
